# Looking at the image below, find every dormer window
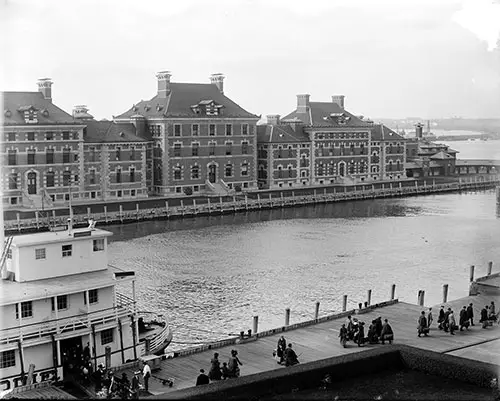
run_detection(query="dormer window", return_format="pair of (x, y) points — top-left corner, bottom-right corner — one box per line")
(19, 106), (38, 124)
(191, 100), (224, 116)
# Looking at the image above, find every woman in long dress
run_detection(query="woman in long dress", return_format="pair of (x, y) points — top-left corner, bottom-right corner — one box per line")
(208, 352), (222, 381)
(228, 350), (242, 378)
(277, 336), (286, 364)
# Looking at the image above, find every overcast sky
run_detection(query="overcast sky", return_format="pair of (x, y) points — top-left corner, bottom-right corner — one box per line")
(1, 0), (500, 120)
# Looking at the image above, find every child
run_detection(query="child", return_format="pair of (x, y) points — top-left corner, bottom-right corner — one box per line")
(221, 362), (230, 380)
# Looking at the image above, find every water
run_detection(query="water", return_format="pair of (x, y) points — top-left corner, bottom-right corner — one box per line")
(107, 140), (500, 350)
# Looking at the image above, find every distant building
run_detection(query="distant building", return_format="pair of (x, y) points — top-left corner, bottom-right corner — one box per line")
(114, 71), (260, 196)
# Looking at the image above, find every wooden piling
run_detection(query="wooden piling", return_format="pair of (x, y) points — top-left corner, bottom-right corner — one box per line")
(314, 302), (320, 320)
(390, 284), (396, 300)
(219, 196), (223, 212)
(470, 265), (475, 282)
(342, 295), (347, 312)
(253, 316), (258, 334)
(165, 201), (169, 216)
(367, 289), (372, 306)
(487, 261), (493, 276)
(180, 200), (184, 216)
(87, 207), (91, 220)
(245, 194), (248, 210)
(442, 284), (449, 303)
(257, 193), (261, 208)
(207, 197), (211, 213)
(193, 199), (197, 214)
(104, 206), (108, 223)
(285, 308), (290, 326)
(136, 204), (140, 220)
(35, 211), (39, 229)
(119, 205), (123, 222)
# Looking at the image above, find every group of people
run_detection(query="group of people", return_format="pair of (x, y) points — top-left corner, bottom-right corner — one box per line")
(93, 361), (150, 399)
(339, 316), (394, 346)
(196, 349), (243, 385)
(274, 336), (300, 366)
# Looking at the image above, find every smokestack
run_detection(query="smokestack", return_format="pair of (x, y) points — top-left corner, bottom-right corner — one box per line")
(415, 123), (424, 139)
(156, 71), (172, 98)
(210, 73), (225, 94)
(266, 114), (280, 125)
(332, 95), (345, 108)
(296, 94), (310, 113)
(37, 78), (53, 101)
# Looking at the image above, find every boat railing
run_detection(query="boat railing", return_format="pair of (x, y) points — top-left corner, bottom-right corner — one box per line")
(0, 305), (132, 346)
(116, 292), (136, 313)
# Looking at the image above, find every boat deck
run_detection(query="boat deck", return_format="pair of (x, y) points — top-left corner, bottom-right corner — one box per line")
(112, 291), (500, 397)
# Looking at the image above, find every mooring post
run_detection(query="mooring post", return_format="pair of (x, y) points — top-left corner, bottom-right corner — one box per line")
(314, 302), (320, 320)
(193, 198), (197, 213)
(35, 211), (39, 229)
(470, 265), (475, 282)
(165, 201), (169, 215)
(257, 193), (261, 208)
(136, 203), (140, 220)
(285, 308), (290, 326)
(252, 316), (258, 335)
(390, 284), (396, 300)
(207, 197), (211, 212)
(104, 206), (108, 222)
(219, 196), (223, 211)
(342, 295), (348, 312)
(119, 205), (123, 221)
(442, 284), (449, 303)
(488, 261), (493, 276)
(245, 194), (248, 210)
(367, 289), (372, 306)
(87, 207), (91, 220)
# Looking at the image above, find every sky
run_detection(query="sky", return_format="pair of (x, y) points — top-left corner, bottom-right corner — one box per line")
(1, 0), (500, 121)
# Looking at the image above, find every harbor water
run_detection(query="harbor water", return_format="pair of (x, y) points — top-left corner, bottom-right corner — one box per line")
(108, 140), (500, 350)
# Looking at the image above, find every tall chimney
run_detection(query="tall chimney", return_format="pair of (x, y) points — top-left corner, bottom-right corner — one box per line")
(296, 94), (310, 113)
(156, 71), (172, 98)
(415, 123), (424, 139)
(210, 73), (225, 94)
(37, 78), (53, 101)
(332, 95), (345, 108)
(267, 114), (280, 126)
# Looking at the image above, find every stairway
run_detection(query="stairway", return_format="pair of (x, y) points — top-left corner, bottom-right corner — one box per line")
(205, 179), (234, 196)
(22, 189), (54, 209)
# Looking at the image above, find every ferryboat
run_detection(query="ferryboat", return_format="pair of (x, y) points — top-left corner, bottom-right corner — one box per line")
(0, 218), (172, 393)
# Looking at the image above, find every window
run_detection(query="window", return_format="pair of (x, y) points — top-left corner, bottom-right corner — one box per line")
(27, 132), (35, 141)
(89, 170), (96, 185)
(191, 166), (199, 179)
(209, 142), (216, 156)
(62, 131), (70, 140)
(241, 163), (248, 176)
(51, 295), (68, 311)
(130, 146), (135, 160)
(130, 168), (135, 182)
(62, 244), (72, 257)
(8, 133), (16, 142)
(241, 142), (248, 155)
(241, 124), (249, 135)
(15, 301), (33, 319)
(225, 142), (232, 156)
(209, 124), (216, 136)
(63, 148), (70, 163)
(27, 149), (36, 164)
(46, 148), (54, 164)
(116, 168), (122, 183)
(173, 144), (181, 157)
(35, 248), (46, 260)
(192, 124), (199, 136)
(117, 190), (122, 197)
(101, 328), (114, 345)
(93, 239), (104, 252)
(192, 143), (199, 156)
(89, 147), (96, 162)
(174, 124), (181, 137)
(63, 171), (71, 186)
(225, 124), (232, 136)
(8, 173), (17, 189)
(8, 150), (17, 165)
(46, 171), (55, 187)
(174, 166), (182, 180)
(115, 147), (121, 161)
(89, 289), (98, 304)
(225, 164), (232, 177)
(46, 132), (54, 140)
(0, 350), (15, 368)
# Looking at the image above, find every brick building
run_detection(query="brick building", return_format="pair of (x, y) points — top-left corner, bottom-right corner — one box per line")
(369, 124), (406, 180)
(114, 72), (260, 196)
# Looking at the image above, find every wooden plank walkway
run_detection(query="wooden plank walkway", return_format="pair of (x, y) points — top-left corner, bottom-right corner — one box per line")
(4, 385), (76, 399)
(112, 292), (500, 397)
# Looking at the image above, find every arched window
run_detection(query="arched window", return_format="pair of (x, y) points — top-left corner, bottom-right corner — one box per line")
(46, 171), (55, 187)
(174, 166), (182, 180)
(191, 165), (199, 179)
(225, 163), (232, 177)
(63, 171), (71, 186)
(349, 161), (355, 174)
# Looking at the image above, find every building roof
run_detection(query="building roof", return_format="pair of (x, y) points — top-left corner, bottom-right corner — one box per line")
(11, 227), (112, 248)
(370, 124), (405, 141)
(82, 119), (148, 143)
(115, 82), (259, 120)
(257, 124), (309, 143)
(0, 269), (116, 306)
(3, 91), (79, 126)
(455, 159), (500, 166)
(430, 151), (455, 160)
(282, 101), (370, 128)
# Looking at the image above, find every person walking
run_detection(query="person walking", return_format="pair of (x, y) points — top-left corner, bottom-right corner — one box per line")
(130, 371), (141, 400)
(284, 343), (299, 366)
(380, 319), (394, 344)
(438, 306), (445, 330)
(489, 301), (497, 322)
(208, 353), (222, 381)
(339, 324), (348, 346)
(467, 303), (474, 326)
(427, 308), (433, 328)
(418, 311), (428, 337)
(375, 317), (383, 338)
(142, 361), (151, 392)
(120, 373), (130, 400)
(196, 369), (210, 386)
(459, 306), (469, 331)
(228, 350), (242, 378)
(277, 336), (287, 365)
(356, 322), (365, 347)
(443, 308), (452, 332)
(480, 305), (489, 328)
(448, 310), (456, 335)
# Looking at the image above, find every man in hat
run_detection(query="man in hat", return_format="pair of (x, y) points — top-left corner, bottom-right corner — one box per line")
(130, 371), (141, 399)
(196, 369), (210, 386)
(467, 303), (474, 326)
(142, 361), (151, 392)
(438, 306), (445, 330)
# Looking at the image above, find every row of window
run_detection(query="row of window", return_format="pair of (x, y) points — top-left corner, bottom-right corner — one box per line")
(7, 171), (78, 189)
(6, 131), (77, 142)
(315, 132), (369, 140)
(173, 163), (249, 180)
(172, 124), (250, 137)
(173, 142), (249, 157)
(6, 149), (76, 165)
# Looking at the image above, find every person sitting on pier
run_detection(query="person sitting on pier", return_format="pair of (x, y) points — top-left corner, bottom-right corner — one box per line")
(284, 343), (300, 366)
(459, 306), (469, 331)
(480, 305), (489, 328)
(467, 303), (475, 326)
(380, 319), (394, 344)
(437, 306), (445, 330)
(427, 308), (433, 328)
(418, 311), (428, 337)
